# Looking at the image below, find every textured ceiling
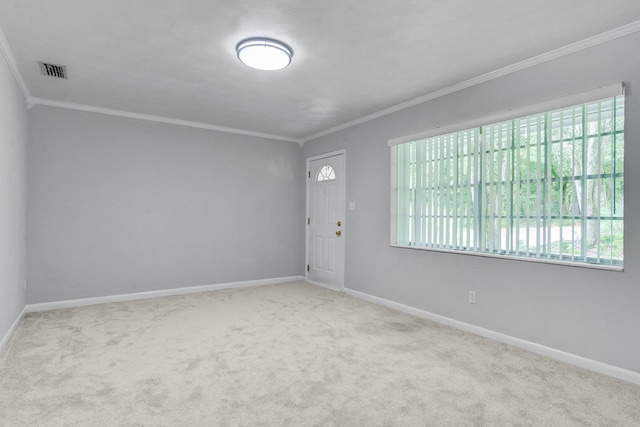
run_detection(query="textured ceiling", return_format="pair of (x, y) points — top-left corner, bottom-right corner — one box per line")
(1, 0), (640, 142)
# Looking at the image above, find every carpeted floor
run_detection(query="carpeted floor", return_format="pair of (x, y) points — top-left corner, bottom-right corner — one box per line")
(1, 281), (639, 426)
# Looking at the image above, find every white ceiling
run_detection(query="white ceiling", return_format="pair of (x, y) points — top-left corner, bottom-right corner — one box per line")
(1, 1), (640, 142)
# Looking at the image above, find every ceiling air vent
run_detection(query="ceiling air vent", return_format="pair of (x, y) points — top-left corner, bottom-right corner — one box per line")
(38, 61), (67, 79)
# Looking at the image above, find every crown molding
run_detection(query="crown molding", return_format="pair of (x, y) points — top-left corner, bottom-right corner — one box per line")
(0, 23), (30, 100)
(4, 18), (640, 146)
(2, 17), (301, 144)
(30, 97), (303, 144)
(302, 19), (640, 143)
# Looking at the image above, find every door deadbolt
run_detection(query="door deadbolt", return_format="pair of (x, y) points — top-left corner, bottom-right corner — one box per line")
(337, 221), (342, 226)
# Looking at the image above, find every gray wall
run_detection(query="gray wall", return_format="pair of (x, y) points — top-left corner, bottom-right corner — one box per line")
(303, 32), (640, 372)
(0, 53), (27, 342)
(19, 28), (640, 374)
(27, 106), (304, 303)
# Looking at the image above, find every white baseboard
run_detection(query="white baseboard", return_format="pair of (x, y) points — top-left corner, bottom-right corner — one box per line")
(306, 279), (342, 293)
(343, 287), (640, 386)
(0, 306), (27, 354)
(26, 276), (305, 313)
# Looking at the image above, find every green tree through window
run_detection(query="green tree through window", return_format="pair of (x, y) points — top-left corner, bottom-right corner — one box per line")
(395, 95), (624, 268)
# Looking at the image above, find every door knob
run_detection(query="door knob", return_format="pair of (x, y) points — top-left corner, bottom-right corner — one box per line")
(336, 230), (342, 237)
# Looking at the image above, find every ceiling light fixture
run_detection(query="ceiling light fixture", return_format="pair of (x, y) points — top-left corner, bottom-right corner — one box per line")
(236, 38), (292, 71)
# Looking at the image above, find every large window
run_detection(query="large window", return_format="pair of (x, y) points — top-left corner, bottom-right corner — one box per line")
(390, 86), (624, 269)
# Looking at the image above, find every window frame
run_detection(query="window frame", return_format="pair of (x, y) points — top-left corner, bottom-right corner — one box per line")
(389, 83), (625, 271)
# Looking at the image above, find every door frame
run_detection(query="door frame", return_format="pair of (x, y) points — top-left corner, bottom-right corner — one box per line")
(305, 149), (346, 292)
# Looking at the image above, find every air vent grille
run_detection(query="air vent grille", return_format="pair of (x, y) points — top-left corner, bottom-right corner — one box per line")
(38, 62), (67, 79)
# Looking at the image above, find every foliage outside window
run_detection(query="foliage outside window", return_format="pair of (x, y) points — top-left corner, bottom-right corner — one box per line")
(393, 95), (624, 268)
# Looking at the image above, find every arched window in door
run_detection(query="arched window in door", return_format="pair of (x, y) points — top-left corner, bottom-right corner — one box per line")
(316, 165), (336, 182)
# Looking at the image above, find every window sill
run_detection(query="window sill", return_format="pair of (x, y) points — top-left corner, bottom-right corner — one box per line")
(389, 244), (624, 272)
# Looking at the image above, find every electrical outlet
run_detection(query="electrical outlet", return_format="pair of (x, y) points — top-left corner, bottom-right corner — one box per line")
(469, 291), (476, 304)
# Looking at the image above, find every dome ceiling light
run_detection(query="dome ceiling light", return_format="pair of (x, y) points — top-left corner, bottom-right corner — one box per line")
(236, 38), (293, 71)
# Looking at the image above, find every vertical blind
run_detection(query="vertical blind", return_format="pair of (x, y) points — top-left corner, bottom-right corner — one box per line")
(394, 93), (624, 268)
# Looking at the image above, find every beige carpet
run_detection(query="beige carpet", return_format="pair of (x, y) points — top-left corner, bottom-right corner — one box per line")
(1, 281), (639, 426)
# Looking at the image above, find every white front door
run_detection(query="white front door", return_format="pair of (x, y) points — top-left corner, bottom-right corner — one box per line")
(307, 152), (345, 290)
